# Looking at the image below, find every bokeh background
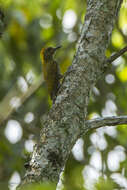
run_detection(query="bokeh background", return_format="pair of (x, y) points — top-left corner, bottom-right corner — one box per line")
(0, 0), (127, 189)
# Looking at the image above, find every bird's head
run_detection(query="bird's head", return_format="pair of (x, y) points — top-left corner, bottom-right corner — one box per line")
(40, 46), (61, 61)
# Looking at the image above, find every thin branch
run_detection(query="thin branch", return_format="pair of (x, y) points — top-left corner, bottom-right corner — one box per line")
(0, 76), (44, 125)
(84, 115), (127, 133)
(106, 46), (127, 64)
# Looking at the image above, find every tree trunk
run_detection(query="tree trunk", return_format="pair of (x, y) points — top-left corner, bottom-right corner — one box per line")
(20, 0), (123, 187)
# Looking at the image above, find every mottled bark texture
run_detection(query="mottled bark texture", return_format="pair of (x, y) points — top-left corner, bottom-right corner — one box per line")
(84, 116), (127, 133)
(21, 0), (123, 186)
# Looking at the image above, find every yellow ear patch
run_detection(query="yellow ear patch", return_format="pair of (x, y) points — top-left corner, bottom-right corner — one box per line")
(40, 48), (45, 64)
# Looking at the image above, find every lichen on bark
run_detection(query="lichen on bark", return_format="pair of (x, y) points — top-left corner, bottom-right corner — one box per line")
(20, 0), (123, 187)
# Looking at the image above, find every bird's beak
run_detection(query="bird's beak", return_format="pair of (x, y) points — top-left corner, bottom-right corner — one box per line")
(53, 46), (62, 52)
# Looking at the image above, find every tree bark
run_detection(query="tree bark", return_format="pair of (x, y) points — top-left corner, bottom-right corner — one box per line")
(20, 0), (123, 186)
(84, 115), (127, 133)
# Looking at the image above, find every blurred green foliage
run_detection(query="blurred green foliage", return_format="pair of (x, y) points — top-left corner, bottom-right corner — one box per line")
(0, 0), (127, 189)
(20, 182), (56, 190)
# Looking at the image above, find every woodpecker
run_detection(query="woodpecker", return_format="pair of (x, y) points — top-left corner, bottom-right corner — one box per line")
(40, 46), (62, 102)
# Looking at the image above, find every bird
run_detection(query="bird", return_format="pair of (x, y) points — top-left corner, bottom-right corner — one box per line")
(40, 46), (62, 103)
